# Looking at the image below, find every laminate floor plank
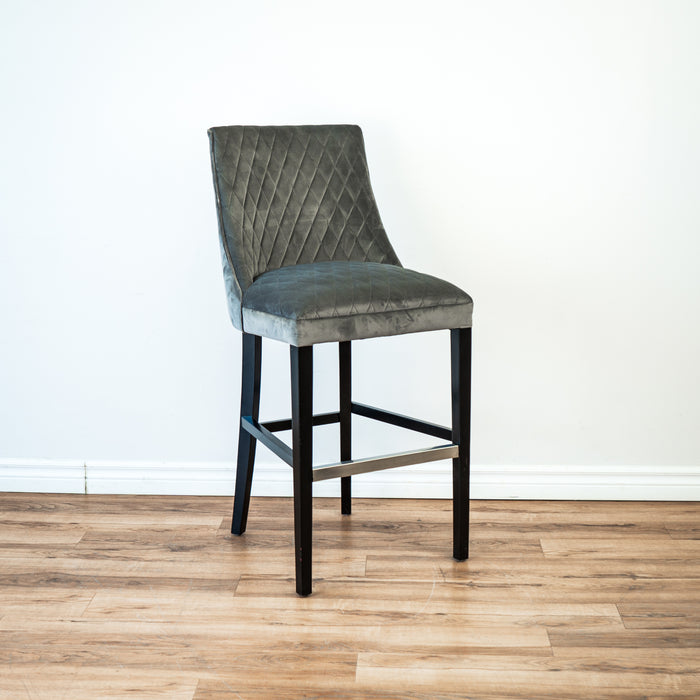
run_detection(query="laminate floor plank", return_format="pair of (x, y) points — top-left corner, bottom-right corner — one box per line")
(354, 665), (700, 697)
(0, 572), (238, 591)
(664, 523), (700, 540)
(0, 551), (366, 578)
(0, 493), (225, 513)
(193, 684), (485, 700)
(541, 538), (700, 558)
(0, 588), (96, 617)
(548, 629), (700, 648)
(79, 589), (602, 627)
(360, 649), (700, 672)
(0, 513), (226, 527)
(365, 554), (700, 580)
(235, 574), (700, 604)
(0, 665), (197, 700)
(241, 516), (674, 540)
(223, 594), (619, 616)
(0, 522), (89, 546)
(75, 528), (542, 554)
(0, 617), (549, 654)
(618, 603), (700, 629)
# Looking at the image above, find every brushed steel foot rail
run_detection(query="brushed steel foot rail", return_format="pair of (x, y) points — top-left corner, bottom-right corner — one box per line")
(243, 413), (458, 481)
(311, 443), (459, 482)
(245, 405), (457, 480)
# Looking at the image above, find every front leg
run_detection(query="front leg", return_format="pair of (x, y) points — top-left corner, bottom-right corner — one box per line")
(291, 344), (314, 596)
(450, 328), (471, 561)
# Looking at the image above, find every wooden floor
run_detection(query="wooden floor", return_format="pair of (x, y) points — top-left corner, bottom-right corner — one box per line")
(0, 495), (699, 699)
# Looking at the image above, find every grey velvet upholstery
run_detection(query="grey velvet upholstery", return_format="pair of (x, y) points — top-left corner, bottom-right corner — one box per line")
(242, 261), (473, 346)
(208, 124), (473, 345)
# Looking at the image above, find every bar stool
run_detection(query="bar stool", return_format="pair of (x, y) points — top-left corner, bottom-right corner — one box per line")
(208, 125), (473, 595)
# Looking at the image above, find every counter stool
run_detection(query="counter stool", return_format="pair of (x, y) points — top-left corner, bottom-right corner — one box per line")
(208, 125), (473, 595)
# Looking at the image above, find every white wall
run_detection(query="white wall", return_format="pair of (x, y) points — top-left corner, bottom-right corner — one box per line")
(1, 0), (699, 498)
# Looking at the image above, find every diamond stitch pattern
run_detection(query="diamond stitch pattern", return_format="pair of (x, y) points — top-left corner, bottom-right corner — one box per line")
(210, 125), (400, 293)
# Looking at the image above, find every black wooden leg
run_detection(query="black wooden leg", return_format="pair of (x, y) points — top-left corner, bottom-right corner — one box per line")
(339, 341), (352, 515)
(291, 344), (314, 596)
(231, 333), (262, 535)
(451, 328), (471, 561)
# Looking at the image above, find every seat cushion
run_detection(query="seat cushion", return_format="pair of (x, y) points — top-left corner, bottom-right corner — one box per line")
(241, 261), (473, 346)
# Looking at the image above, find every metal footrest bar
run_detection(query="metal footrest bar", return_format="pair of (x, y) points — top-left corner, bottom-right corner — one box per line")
(244, 408), (457, 481)
(312, 443), (459, 482)
(241, 416), (293, 466)
(351, 402), (452, 441)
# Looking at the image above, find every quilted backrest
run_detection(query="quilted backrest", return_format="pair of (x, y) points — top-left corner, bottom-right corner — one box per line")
(208, 125), (401, 325)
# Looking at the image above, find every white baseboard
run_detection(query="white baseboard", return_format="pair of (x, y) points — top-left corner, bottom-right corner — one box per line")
(0, 459), (699, 500)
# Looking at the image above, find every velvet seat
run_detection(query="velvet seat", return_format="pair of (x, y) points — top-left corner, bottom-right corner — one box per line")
(208, 124), (473, 595)
(242, 260), (473, 346)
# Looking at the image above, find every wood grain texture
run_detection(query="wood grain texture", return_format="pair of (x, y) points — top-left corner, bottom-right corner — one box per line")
(0, 493), (698, 699)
